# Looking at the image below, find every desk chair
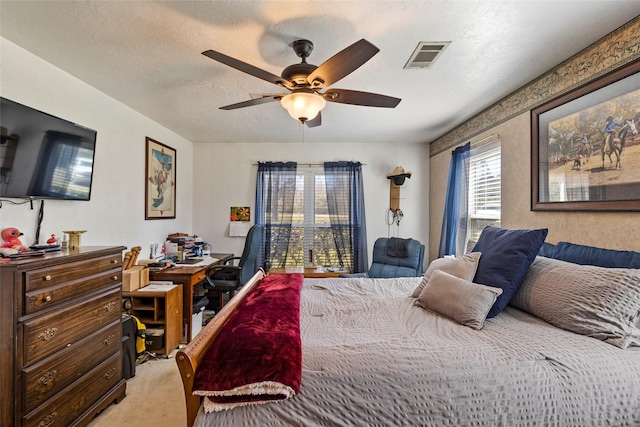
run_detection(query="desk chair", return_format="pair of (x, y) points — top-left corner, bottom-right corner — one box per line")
(340, 237), (425, 278)
(203, 224), (263, 311)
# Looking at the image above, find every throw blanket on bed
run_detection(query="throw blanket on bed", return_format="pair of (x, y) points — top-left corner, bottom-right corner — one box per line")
(192, 273), (303, 412)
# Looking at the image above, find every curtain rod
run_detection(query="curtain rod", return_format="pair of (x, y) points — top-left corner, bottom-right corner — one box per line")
(252, 162), (367, 167)
(471, 133), (500, 148)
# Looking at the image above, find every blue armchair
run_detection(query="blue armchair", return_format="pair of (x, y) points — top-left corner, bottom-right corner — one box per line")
(341, 237), (425, 278)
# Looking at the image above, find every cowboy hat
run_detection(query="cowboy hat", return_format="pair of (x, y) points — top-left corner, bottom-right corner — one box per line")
(386, 166), (412, 179)
(386, 166), (412, 185)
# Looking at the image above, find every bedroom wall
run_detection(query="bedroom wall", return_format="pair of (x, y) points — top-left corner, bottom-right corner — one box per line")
(0, 37), (194, 253)
(192, 142), (429, 263)
(428, 16), (640, 261)
(0, 37), (430, 264)
(429, 112), (640, 261)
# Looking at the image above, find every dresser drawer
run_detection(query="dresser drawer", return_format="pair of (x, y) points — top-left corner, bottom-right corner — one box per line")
(22, 352), (122, 427)
(24, 270), (121, 315)
(22, 288), (121, 366)
(22, 320), (121, 412)
(23, 254), (122, 315)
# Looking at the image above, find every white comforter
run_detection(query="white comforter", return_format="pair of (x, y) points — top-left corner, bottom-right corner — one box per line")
(194, 277), (640, 426)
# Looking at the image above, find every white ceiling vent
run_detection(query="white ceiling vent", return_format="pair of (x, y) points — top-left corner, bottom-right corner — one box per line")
(404, 41), (450, 69)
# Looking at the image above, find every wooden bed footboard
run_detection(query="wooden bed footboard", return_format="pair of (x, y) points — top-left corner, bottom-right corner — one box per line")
(175, 269), (267, 427)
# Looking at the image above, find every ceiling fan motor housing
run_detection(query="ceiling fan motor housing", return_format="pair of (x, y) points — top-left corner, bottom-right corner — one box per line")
(281, 62), (318, 86)
(281, 39), (320, 86)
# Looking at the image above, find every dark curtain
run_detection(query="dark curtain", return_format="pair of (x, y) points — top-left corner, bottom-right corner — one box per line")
(439, 142), (470, 257)
(255, 161), (297, 270)
(324, 161), (368, 273)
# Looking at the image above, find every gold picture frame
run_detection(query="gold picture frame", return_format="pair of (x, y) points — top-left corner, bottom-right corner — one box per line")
(145, 137), (176, 219)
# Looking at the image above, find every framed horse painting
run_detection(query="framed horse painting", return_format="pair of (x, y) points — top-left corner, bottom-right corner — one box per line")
(531, 59), (640, 211)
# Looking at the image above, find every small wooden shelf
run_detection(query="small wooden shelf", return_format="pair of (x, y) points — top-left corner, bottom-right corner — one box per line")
(123, 285), (182, 355)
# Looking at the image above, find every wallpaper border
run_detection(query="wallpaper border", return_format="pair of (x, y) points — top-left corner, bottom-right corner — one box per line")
(429, 16), (640, 157)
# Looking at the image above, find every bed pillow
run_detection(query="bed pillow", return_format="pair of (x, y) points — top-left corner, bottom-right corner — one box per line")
(550, 241), (640, 268)
(415, 269), (503, 330)
(471, 226), (548, 318)
(411, 252), (482, 298)
(538, 242), (557, 258)
(511, 256), (640, 349)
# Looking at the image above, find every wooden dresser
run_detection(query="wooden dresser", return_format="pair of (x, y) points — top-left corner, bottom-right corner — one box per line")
(0, 246), (127, 427)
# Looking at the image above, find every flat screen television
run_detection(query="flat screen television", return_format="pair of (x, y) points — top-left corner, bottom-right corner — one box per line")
(0, 97), (97, 201)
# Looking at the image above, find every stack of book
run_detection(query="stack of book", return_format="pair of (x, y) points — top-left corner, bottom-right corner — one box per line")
(167, 233), (196, 257)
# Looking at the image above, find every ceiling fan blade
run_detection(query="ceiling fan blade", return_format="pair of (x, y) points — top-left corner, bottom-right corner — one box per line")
(307, 39), (379, 88)
(306, 112), (322, 128)
(202, 50), (291, 88)
(220, 95), (283, 110)
(323, 89), (401, 108)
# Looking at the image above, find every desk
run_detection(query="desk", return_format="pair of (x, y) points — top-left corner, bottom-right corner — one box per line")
(268, 267), (350, 278)
(149, 253), (233, 342)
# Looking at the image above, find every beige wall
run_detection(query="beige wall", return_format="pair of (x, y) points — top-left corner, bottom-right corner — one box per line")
(428, 16), (640, 262)
(429, 112), (640, 262)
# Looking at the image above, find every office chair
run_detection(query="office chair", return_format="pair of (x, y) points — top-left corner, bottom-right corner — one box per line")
(203, 224), (263, 311)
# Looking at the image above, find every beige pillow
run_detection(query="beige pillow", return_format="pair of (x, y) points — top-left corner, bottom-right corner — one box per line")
(415, 269), (503, 330)
(511, 256), (640, 349)
(412, 252), (481, 298)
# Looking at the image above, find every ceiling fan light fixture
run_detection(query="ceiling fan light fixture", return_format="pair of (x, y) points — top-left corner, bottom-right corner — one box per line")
(280, 91), (326, 122)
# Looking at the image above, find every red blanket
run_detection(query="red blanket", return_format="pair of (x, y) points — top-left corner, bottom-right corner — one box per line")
(192, 273), (303, 412)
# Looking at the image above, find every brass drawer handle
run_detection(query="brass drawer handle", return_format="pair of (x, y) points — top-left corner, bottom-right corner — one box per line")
(38, 328), (58, 341)
(44, 295), (52, 302)
(43, 275), (52, 281)
(104, 301), (117, 312)
(111, 259), (118, 264)
(112, 275), (119, 281)
(104, 334), (116, 346)
(38, 412), (57, 427)
(37, 370), (58, 385)
(104, 368), (116, 379)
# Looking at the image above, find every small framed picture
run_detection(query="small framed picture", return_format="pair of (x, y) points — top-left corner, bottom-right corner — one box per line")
(145, 137), (176, 219)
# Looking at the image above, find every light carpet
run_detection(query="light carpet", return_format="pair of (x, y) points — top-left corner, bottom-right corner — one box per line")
(88, 350), (187, 427)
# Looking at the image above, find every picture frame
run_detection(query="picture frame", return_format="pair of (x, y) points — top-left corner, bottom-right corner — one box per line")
(531, 59), (640, 211)
(145, 137), (176, 219)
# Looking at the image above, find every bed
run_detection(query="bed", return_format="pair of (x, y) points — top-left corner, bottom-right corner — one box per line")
(176, 229), (640, 427)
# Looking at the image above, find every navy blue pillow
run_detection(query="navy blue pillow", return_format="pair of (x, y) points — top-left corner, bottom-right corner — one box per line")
(551, 241), (640, 268)
(471, 226), (548, 318)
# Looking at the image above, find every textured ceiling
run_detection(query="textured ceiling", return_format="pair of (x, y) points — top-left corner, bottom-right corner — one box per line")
(1, 1), (639, 144)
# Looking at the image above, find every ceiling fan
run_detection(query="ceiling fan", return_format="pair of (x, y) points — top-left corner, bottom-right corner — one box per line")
(202, 39), (401, 127)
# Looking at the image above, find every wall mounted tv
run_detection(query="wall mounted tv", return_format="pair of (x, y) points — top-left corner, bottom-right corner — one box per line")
(0, 97), (97, 201)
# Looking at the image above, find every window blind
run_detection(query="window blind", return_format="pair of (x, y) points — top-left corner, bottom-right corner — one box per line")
(468, 143), (501, 242)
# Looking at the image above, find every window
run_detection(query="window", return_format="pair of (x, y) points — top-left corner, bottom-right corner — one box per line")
(257, 161), (366, 272)
(287, 167), (346, 268)
(467, 143), (501, 242)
